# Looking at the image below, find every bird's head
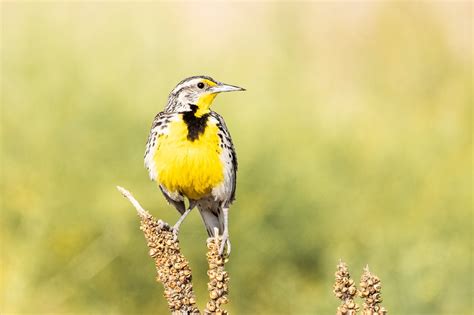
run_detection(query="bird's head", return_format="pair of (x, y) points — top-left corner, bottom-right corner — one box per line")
(165, 75), (245, 116)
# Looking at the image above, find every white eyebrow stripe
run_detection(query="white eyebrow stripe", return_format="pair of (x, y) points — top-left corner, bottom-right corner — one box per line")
(170, 76), (217, 95)
(171, 80), (194, 95)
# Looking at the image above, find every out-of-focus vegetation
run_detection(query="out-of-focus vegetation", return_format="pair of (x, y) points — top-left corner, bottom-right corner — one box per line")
(1, 2), (472, 314)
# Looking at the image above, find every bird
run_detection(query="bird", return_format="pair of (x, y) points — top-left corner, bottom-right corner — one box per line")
(144, 75), (244, 255)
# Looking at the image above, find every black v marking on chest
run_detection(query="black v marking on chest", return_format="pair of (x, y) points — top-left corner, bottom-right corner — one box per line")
(182, 104), (210, 141)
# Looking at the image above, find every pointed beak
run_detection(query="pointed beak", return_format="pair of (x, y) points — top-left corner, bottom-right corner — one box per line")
(209, 82), (246, 94)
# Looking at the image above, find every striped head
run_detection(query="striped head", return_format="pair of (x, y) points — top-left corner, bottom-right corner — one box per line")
(164, 76), (245, 116)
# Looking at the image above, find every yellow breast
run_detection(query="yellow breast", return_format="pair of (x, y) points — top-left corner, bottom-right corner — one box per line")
(153, 117), (223, 200)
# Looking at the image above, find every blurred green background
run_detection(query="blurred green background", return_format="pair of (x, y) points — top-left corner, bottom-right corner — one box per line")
(1, 2), (472, 314)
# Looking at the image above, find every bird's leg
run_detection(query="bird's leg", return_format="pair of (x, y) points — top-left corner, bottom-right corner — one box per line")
(172, 206), (193, 240)
(218, 207), (231, 256)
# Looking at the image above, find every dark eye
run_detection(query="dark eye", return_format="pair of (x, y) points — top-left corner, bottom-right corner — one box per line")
(197, 82), (205, 89)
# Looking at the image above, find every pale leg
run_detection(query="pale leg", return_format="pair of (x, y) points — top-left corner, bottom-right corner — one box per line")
(219, 207), (231, 256)
(172, 207), (193, 239)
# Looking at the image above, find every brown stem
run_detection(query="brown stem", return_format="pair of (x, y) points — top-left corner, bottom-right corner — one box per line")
(359, 266), (387, 315)
(333, 260), (360, 315)
(204, 232), (230, 314)
(117, 186), (200, 314)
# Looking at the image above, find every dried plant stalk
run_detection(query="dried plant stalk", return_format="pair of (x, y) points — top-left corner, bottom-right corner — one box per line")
(359, 266), (387, 315)
(117, 186), (200, 314)
(141, 218), (199, 313)
(333, 261), (360, 315)
(204, 233), (230, 314)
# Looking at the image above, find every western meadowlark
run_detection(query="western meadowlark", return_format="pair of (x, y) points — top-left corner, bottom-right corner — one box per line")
(144, 75), (244, 255)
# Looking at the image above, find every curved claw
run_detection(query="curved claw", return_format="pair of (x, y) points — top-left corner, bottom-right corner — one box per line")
(171, 226), (179, 241)
(157, 220), (170, 230)
(218, 233), (231, 256)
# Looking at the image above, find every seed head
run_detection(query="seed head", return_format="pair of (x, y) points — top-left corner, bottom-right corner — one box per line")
(359, 265), (387, 315)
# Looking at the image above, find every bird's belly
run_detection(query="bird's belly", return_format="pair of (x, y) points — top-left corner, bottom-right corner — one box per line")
(153, 121), (223, 200)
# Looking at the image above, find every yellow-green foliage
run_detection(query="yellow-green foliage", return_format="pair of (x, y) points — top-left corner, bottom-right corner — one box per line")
(1, 2), (471, 314)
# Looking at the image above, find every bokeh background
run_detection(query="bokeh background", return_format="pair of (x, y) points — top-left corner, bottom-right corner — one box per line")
(1, 1), (472, 314)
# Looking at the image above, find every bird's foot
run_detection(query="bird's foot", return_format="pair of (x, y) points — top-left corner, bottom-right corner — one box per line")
(171, 225), (180, 241)
(218, 231), (231, 257)
(157, 220), (172, 231)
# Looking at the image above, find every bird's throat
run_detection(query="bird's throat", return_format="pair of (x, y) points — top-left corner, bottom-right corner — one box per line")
(195, 93), (217, 117)
(183, 105), (210, 141)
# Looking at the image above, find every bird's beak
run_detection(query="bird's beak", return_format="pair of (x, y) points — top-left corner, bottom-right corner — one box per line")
(209, 82), (246, 94)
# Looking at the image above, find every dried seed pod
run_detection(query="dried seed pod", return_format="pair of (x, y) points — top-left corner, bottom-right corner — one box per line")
(204, 235), (229, 315)
(348, 286), (357, 295)
(139, 216), (199, 314)
(219, 295), (229, 305)
(120, 187), (240, 314)
(359, 266), (387, 315)
(333, 260), (360, 315)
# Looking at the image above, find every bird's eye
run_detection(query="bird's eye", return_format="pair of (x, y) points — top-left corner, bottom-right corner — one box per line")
(197, 82), (205, 89)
